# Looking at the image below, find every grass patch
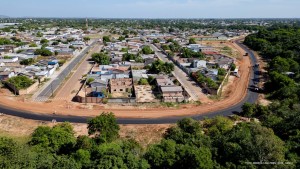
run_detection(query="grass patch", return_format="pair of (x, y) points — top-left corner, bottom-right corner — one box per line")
(208, 94), (221, 101)
(160, 102), (179, 108)
(0, 131), (31, 144)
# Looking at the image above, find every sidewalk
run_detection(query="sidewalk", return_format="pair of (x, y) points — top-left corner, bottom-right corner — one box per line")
(31, 41), (94, 101)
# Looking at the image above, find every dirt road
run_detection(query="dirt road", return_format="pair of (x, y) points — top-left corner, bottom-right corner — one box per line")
(0, 40), (252, 119)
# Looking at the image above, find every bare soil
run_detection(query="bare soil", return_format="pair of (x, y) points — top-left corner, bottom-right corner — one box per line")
(0, 114), (169, 147)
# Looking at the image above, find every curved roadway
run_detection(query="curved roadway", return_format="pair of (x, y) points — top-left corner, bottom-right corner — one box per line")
(0, 41), (259, 124)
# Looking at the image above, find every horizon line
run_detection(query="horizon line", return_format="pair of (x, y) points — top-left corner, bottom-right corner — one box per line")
(1, 16), (300, 20)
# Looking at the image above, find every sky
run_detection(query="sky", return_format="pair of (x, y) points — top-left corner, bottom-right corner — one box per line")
(0, 0), (299, 18)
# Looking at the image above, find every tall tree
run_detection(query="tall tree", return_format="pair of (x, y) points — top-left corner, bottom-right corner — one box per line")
(87, 112), (120, 142)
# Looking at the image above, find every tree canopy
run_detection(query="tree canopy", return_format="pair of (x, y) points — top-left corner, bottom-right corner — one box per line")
(91, 52), (110, 65)
(141, 46), (154, 55)
(7, 76), (34, 90)
(148, 60), (174, 74)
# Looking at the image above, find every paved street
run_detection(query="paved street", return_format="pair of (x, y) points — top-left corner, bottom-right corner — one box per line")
(33, 41), (97, 102)
(150, 44), (204, 101)
(55, 44), (103, 100)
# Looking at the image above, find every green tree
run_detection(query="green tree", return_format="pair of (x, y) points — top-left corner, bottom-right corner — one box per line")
(91, 53), (110, 65)
(29, 43), (37, 47)
(36, 31), (43, 37)
(87, 112), (120, 142)
(34, 48), (53, 56)
(118, 36), (126, 41)
(0, 38), (12, 45)
(29, 122), (76, 153)
(102, 36), (111, 43)
(121, 48), (129, 52)
(148, 60), (174, 74)
(52, 41), (59, 45)
(142, 46), (154, 54)
(40, 39), (49, 44)
(189, 38), (197, 44)
(87, 78), (95, 84)
(218, 68), (226, 76)
(83, 36), (90, 43)
(217, 123), (286, 166)
(153, 39), (160, 43)
(202, 116), (234, 137)
(7, 76), (34, 90)
(0, 137), (37, 168)
(145, 138), (213, 169)
(20, 58), (35, 65)
(270, 56), (290, 73)
(230, 63), (236, 71)
(138, 78), (149, 85)
(73, 149), (91, 168)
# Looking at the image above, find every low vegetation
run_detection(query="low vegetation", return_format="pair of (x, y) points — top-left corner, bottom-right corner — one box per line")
(7, 76), (34, 90)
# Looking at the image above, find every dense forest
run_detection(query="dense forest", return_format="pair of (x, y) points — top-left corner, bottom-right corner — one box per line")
(1, 112), (297, 169)
(242, 26), (300, 167)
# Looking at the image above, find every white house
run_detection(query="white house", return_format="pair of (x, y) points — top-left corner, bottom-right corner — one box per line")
(193, 60), (207, 68)
(0, 56), (18, 63)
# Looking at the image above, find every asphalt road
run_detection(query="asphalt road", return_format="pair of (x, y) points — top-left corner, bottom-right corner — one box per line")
(150, 44), (203, 101)
(55, 44), (102, 100)
(34, 41), (97, 101)
(0, 41), (259, 124)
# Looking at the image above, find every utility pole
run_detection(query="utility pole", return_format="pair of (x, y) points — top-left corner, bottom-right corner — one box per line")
(51, 82), (54, 97)
(84, 81), (87, 105)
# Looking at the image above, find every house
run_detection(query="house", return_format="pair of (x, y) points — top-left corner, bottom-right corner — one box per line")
(212, 54), (234, 70)
(70, 41), (85, 48)
(156, 76), (174, 86)
(0, 56), (18, 63)
(55, 48), (75, 56)
(90, 79), (108, 88)
(0, 45), (16, 53)
(91, 87), (106, 98)
(193, 60), (207, 68)
(0, 67), (15, 80)
(160, 86), (184, 102)
(155, 76), (184, 102)
(109, 78), (133, 93)
(212, 32), (228, 40)
(187, 44), (201, 52)
(89, 78), (108, 98)
(131, 69), (148, 81)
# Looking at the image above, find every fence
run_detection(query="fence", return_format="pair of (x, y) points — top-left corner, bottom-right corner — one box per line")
(73, 96), (103, 103)
(4, 81), (39, 95)
(108, 98), (136, 103)
(217, 71), (231, 95)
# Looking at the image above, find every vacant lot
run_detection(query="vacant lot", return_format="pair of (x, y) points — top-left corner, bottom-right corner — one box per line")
(0, 114), (170, 147)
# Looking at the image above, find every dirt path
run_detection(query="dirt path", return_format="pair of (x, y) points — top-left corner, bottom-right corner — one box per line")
(0, 40), (251, 119)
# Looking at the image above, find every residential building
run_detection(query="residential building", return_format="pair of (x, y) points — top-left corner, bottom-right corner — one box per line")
(109, 78), (133, 93)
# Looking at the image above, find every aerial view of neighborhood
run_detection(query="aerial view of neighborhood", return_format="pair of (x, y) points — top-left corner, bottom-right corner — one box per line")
(0, 0), (299, 168)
